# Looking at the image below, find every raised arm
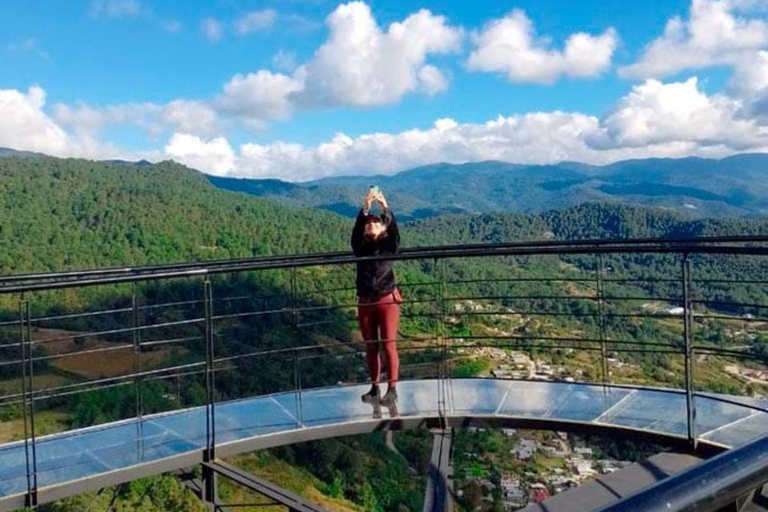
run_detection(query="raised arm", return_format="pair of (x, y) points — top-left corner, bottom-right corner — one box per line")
(377, 193), (400, 254)
(351, 209), (366, 255)
(351, 192), (374, 255)
(383, 208), (400, 254)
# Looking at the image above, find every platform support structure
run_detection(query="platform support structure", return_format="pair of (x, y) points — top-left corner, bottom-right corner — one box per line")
(200, 461), (332, 512)
(423, 429), (454, 512)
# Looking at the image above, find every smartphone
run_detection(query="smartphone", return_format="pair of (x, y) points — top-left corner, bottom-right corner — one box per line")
(369, 185), (381, 195)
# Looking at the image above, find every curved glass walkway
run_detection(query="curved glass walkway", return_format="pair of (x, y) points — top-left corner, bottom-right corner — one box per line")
(1, 378), (766, 505)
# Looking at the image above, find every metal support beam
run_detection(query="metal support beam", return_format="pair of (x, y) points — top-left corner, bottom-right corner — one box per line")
(202, 464), (218, 508)
(178, 471), (215, 511)
(423, 429), (453, 512)
(202, 460), (332, 512)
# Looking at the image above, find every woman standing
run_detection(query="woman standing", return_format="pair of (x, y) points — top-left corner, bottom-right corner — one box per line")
(351, 187), (401, 405)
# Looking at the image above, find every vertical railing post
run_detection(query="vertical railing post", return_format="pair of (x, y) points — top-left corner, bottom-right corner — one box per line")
(19, 298), (37, 507)
(435, 258), (448, 423)
(595, 253), (609, 384)
(682, 253), (697, 450)
(289, 267), (298, 328)
(202, 277), (217, 506)
(132, 282), (144, 462)
(132, 283), (142, 418)
(288, 267), (304, 425)
(293, 351), (300, 427)
(25, 300), (37, 507)
(296, 354), (303, 426)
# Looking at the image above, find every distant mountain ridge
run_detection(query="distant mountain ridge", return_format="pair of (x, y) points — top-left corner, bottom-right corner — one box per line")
(210, 154), (768, 220)
(3, 146), (766, 219)
(0, 147), (47, 159)
(0, 151), (765, 276)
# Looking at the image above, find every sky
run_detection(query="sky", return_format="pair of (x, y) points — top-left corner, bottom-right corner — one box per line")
(1, 0), (768, 181)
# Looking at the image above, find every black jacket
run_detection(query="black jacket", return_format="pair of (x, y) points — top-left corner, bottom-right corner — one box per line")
(351, 207), (400, 299)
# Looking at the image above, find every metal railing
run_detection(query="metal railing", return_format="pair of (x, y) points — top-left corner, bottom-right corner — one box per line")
(597, 433), (768, 512)
(0, 236), (767, 509)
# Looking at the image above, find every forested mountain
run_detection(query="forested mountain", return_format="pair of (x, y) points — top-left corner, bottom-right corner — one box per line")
(211, 154), (768, 220)
(1, 155), (766, 277)
(0, 156), (350, 275)
(408, 203), (768, 246)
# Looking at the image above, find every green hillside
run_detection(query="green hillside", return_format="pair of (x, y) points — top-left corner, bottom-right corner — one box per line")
(409, 202), (768, 246)
(0, 156), (349, 275)
(2, 155), (765, 278)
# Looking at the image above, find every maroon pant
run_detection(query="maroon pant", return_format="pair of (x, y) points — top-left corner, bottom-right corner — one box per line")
(357, 291), (401, 386)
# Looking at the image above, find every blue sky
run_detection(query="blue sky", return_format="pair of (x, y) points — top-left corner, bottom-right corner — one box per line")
(1, 0), (767, 180)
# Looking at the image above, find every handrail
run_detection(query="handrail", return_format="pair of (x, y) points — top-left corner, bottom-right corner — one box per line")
(4, 234), (766, 285)
(2, 234), (766, 285)
(0, 236), (766, 293)
(596, 434), (768, 512)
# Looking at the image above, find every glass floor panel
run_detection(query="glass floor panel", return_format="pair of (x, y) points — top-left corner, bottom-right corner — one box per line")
(0, 379), (764, 500)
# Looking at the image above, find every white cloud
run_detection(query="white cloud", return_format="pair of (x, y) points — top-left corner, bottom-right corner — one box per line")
(0, 87), (70, 155)
(729, 51), (768, 120)
(217, 71), (303, 123)
(272, 50), (298, 72)
(418, 65), (449, 95)
(159, 74), (768, 181)
(12, 3), (768, 179)
(201, 18), (224, 43)
(588, 77), (765, 150)
(53, 99), (221, 138)
(467, 9), (618, 84)
(211, 3), (461, 124)
(292, 2), (463, 107)
(232, 114), (604, 180)
(90, 0), (142, 19)
(69, 2), (460, 133)
(229, 110), (738, 181)
(732, 51), (768, 95)
(621, 0), (768, 78)
(160, 100), (221, 135)
(5, 80), (768, 181)
(235, 9), (278, 35)
(164, 133), (235, 176)
(0, 86), (124, 159)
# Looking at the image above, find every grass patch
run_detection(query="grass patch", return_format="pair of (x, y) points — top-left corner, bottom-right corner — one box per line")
(0, 408), (70, 443)
(221, 452), (363, 512)
(32, 328), (187, 380)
